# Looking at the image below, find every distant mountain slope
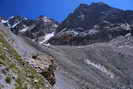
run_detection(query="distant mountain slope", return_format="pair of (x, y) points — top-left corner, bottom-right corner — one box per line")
(0, 16), (59, 45)
(48, 2), (133, 45)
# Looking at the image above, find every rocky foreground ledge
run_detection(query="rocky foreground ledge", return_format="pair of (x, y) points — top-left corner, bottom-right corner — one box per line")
(0, 24), (56, 89)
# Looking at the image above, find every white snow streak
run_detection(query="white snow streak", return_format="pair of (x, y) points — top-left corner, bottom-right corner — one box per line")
(53, 24), (58, 28)
(9, 16), (14, 19)
(43, 43), (50, 46)
(78, 14), (85, 20)
(70, 30), (79, 36)
(1, 20), (8, 23)
(0, 19), (11, 28)
(41, 16), (51, 23)
(125, 23), (131, 31)
(88, 29), (99, 35)
(11, 22), (20, 28)
(125, 33), (131, 37)
(86, 59), (114, 78)
(24, 17), (28, 20)
(20, 26), (29, 32)
(120, 23), (131, 31)
(39, 32), (54, 44)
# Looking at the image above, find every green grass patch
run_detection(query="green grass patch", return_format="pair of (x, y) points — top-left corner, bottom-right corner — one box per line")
(5, 76), (11, 84)
(0, 31), (48, 89)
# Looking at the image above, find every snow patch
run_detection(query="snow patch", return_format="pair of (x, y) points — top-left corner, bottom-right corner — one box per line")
(88, 29), (99, 35)
(9, 16), (14, 19)
(7, 22), (11, 28)
(0, 19), (12, 28)
(125, 33), (131, 37)
(125, 23), (131, 30)
(120, 23), (131, 31)
(41, 16), (51, 23)
(11, 22), (20, 28)
(78, 14), (85, 20)
(69, 30), (79, 36)
(19, 25), (29, 32)
(86, 59), (114, 78)
(118, 45), (133, 49)
(43, 43), (51, 47)
(53, 24), (58, 28)
(24, 17), (28, 20)
(39, 32), (55, 44)
(1, 20), (8, 24)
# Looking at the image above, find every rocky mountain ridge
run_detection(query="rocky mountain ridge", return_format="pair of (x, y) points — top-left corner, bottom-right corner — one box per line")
(0, 16), (59, 45)
(1, 3), (133, 46)
(49, 2), (133, 45)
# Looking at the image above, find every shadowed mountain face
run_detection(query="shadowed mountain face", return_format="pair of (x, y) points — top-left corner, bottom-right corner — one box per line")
(48, 2), (133, 45)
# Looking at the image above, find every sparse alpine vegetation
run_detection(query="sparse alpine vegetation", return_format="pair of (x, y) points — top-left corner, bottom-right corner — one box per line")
(0, 29), (52, 89)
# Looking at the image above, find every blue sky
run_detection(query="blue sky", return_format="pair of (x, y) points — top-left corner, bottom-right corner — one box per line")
(0, 0), (133, 21)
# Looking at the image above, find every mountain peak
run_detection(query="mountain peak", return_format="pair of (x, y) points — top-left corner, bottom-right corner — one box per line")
(49, 2), (133, 45)
(91, 2), (109, 6)
(79, 3), (89, 8)
(37, 16), (52, 23)
(79, 2), (110, 9)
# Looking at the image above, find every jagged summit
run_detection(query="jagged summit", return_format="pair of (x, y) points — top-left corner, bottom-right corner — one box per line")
(90, 2), (110, 6)
(57, 2), (124, 32)
(79, 2), (111, 9)
(48, 2), (133, 45)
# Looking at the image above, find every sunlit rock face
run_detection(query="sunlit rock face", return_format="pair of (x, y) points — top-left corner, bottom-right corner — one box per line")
(48, 2), (133, 45)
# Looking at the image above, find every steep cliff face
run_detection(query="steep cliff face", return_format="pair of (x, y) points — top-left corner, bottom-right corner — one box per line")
(48, 2), (133, 45)
(0, 24), (56, 89)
